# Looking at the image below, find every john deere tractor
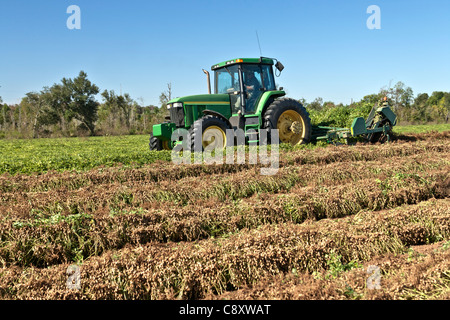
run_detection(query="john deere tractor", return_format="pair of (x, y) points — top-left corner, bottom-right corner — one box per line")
(150, 57), (396, 151)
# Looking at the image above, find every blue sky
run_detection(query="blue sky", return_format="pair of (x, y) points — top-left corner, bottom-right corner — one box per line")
(0, 0), (449, 106)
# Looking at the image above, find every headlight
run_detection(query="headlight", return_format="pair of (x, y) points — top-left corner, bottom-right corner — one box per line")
(173, 102), (183, 108)
(167, 103), (172, 109)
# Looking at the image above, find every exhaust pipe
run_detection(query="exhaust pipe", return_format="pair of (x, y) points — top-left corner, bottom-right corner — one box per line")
(202, 69), (211, 94)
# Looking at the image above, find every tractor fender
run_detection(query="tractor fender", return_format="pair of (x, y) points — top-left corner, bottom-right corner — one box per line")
(201, 110), (233, 129)
(255, 91), (286, 116)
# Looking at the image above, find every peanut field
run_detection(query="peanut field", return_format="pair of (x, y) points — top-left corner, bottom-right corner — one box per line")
(0, 128), (449, 300)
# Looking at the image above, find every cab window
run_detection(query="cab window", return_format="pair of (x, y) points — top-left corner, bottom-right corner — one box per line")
(215, 65), (240, 94)
(261, 65), (276, 91)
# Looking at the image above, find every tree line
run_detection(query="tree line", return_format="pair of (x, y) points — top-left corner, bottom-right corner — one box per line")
(0, 73), (448, 139)
(0, 71), (171, 139)
(304, 81), (450, 128)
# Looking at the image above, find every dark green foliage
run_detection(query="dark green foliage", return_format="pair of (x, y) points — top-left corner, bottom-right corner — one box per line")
(65, 71), (100, 135)
(308, 102), (373, 128)
(303, 82), (450, 127)
(0, 72), (167, 139)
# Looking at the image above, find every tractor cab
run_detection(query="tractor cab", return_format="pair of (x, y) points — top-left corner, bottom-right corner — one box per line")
(212, 58), (279, 116)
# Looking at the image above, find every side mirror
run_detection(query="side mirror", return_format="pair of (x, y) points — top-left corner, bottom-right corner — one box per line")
(275, 61), (284, 72)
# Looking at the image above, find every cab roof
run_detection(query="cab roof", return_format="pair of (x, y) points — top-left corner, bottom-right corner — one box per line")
(211, 57), (274, 70)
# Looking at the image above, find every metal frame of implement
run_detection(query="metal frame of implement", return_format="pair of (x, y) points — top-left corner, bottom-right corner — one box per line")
(311, 100), (397, 144)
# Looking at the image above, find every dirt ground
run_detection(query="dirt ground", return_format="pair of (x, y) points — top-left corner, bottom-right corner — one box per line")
(0, 131), (449, 300)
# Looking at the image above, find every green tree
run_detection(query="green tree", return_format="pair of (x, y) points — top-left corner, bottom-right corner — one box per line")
(429, 92), (450, 123)
(380, 81), (414, 123)
(64, 71), (99, 135)
(360, 93), (384, 105)
(24, 71), (99, 136)
(298, 97), (307, 107)
(20, 92), (44, 138)
(411, 93), (431, 124)
(0, 96), (3, 130)
(159, 82), (172, 112)
(100, 90), (136, 133)
(1, 104), (9, 130)
(308, 97), (324, 111)
(427, 91), (445, 106)
(41, 83), (72, 132)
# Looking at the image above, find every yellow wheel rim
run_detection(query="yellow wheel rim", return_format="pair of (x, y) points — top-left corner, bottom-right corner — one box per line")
(202, 125), (226, 149)
(162, 140), (171, 150)
(277, 110), (305, 145)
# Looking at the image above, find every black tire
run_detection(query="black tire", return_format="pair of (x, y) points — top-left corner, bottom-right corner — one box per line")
(190, 115), (231, 151)
(149, 133), (163, 151)
(367, 120), (392, 144)
(263, 97), (312, 145)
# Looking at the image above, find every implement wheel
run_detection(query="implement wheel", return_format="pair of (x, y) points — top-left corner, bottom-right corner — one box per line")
(367, 120), (393, 144)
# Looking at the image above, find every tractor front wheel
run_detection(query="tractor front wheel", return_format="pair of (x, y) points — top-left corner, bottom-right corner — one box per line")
(263, 98), (312, 145)
(149, 134), (171, 151)
(190, 115), (230, 151)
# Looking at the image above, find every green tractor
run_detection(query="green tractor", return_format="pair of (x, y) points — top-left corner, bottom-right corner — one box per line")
(150, 57), (396, 151)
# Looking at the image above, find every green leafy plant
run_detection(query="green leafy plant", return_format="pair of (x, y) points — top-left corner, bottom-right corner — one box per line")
(325, 251), (362, 279)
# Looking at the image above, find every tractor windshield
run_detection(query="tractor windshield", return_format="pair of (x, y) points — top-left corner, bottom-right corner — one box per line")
(214, 63), (276, 94)
(215, 65), (240, 94)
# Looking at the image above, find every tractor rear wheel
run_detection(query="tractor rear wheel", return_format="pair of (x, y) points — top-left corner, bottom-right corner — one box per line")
(190, 115), (230, 151)
(263, 98), (312, 145)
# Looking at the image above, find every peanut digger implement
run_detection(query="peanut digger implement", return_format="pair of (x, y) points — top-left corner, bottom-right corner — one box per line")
(150, 57), (397, 151)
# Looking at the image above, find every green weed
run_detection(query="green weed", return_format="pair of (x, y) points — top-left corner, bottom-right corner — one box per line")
(325, 251), (362, 279)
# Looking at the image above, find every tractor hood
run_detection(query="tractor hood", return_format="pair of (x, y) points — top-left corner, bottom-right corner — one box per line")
(168, 94), (230, 106)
